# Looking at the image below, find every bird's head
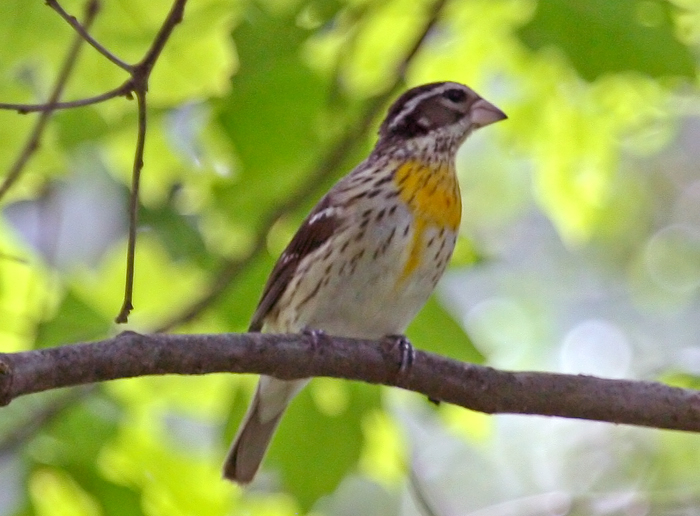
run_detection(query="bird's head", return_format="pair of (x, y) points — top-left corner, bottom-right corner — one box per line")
(378, 81), (506, 153)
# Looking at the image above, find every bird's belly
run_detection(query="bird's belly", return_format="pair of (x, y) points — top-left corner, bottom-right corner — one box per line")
(290, 209), (457, 339)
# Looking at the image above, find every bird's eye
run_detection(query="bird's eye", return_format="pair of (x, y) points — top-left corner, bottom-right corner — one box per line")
(443, 88), (467, 103)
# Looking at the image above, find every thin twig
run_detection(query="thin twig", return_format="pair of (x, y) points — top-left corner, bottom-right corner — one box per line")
(155, 0), (449, 332)
(137, 0), (187, 70)
(0, 0), (100, 202)
(0, 80), (135, 113)
(115, 89), (147, 323)
(114, 0), (189, 323)
(2, 0), (188, 322)
(46, 0), (132, 72)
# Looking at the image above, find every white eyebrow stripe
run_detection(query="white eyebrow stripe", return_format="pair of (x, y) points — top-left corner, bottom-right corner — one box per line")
(388, 82), (464, 131)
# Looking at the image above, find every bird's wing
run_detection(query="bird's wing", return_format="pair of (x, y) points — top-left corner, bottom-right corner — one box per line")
(248, 194), (342, 332)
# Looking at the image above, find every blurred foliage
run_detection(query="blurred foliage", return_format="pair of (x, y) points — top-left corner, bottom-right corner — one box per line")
(519, 0), (696, 80)
(1, 0), (700, 514)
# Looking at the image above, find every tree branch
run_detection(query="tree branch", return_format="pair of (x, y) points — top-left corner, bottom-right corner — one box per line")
(112, 0), (188, 323)
(2, 0), (188, 323)
(46, 0), (132, 71)
(114, 88), (147, 323)
(0, 81), (135, 113)
(1, 332), (699, 433)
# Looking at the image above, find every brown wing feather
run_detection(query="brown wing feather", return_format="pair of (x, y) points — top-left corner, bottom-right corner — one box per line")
(248, 194), (340, 331)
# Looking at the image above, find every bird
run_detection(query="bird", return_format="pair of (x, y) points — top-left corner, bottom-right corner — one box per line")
(223, 81), (506, 484)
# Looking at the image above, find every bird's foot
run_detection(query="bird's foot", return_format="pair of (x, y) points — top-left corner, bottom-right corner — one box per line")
(302, 327), (328, 354)
(382, 334), (415, 380)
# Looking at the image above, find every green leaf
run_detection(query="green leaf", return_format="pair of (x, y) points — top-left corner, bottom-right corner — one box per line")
(518, 0), (696, 80)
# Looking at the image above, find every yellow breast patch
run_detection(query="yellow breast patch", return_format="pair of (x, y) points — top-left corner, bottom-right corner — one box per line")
(393, 160), (462, 283)
(394, 161), (462, 230)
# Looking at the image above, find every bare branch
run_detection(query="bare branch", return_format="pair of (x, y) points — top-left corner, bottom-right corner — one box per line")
(115, 89), (147, 323)
(114, 0), (188, 323)
(0, 0), (99, 202)
(1, 332), (699, 433)
(137, 0), (187, 71)
(46, 0), (132, 72)
(114, 0), (187, 323)
(3, 0), (188, 322)
(155, 0), (450, 332)
(0, 80), (135, 113)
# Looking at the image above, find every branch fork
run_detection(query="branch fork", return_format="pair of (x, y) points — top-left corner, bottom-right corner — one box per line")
(1, 0), (189, 323)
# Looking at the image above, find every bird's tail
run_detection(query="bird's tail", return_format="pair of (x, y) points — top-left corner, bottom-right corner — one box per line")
(223, 376), (308, 483)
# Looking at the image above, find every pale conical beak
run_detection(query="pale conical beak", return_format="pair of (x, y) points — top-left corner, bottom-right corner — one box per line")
(471, 98), (507, 128)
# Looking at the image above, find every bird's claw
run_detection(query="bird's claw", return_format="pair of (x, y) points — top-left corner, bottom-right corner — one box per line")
(383, 334), (415, 378)
(302, 327), (327, 353)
